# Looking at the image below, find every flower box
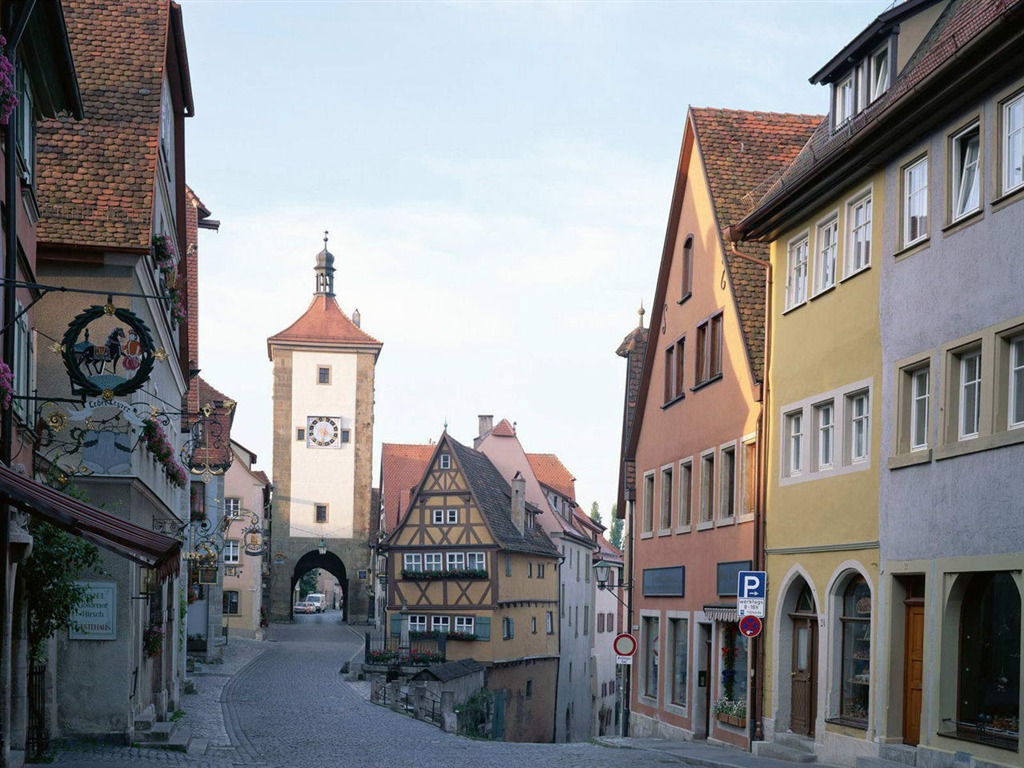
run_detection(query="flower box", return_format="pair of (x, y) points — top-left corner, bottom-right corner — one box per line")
(400, 569), (488, 581)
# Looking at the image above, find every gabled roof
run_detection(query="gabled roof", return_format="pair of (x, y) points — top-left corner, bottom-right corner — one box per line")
(252, 470), (271, 486)
(267, 295), (382, 359)
(491, 419), (516, 437)
(690, 108), (821, 382)
(379, 443), (434, 533)
(36, 0), (188, 251)
(447, 438), (558, 557)
(527, 453), (576, 501)
(739, 0), (1024, 239)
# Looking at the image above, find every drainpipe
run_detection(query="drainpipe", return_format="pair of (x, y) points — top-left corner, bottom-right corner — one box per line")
(622, 497), (634, 737)
(723, 232), (772, 746)
(0, 4), (34, 763)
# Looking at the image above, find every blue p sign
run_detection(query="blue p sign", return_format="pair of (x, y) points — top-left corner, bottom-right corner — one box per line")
(737, 571), (766, 599)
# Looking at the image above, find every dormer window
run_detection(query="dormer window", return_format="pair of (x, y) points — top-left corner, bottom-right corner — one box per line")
(868, 46), (890, 102)
(440, 453), (451, 470)
(834, 74), (855, 129)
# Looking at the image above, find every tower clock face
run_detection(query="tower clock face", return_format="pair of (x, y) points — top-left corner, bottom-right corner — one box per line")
(307, 416), (341, 448)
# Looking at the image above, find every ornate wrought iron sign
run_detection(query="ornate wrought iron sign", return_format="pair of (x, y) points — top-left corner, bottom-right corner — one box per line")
(61, 302), (157, 399)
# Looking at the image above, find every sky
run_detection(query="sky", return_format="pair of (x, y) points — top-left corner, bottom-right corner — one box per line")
(181, 0), (891, 517)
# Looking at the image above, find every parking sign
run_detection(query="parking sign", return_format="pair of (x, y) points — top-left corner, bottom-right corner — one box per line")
(737, 570), (766, 618)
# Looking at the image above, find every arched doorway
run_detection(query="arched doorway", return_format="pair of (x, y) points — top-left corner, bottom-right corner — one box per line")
(785, 578), (818, 737)
(290, 550), (349, 621)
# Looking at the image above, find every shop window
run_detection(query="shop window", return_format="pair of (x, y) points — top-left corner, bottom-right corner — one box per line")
(643, 616), (659, 699)
(839, 575), (871, 726)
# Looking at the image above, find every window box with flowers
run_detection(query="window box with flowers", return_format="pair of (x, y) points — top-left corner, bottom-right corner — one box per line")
(400, 568), (488, 581)
(143, 623), (164, 658)
(141, 417), (188, 488)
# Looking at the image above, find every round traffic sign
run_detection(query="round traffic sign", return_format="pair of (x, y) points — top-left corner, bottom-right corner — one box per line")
(613, 633), (637, 656)
(738, 615), (762, 638)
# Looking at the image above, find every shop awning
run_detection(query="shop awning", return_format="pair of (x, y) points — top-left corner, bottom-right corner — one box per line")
(703, 604), (739, 622)
(0, 463), (181, 581)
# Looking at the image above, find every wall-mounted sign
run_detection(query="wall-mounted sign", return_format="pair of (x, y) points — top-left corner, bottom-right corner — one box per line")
(243, 525), (264, 556)
(61, 303), (157, 399)
(197, 567), (219, 585)
(273, 552), (286, 565)
(642, 566), (685, 597)
(69, 581), (117, 640)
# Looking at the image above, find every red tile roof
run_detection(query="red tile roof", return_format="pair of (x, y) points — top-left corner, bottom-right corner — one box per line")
(267, 295), (382, 359)
(379, 443), (434, 532)
(490, 419), (516, 437)
(36, 0), (179, 251)
(252, 470), (271, 487)
(188, 377), (235, 469)
(690, 108), (821, 382)
(526, 453), (576, 501)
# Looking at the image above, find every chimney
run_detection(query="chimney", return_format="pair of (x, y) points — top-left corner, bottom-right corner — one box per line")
(474, 414), (494, 448)
(510, 471), (526, 534)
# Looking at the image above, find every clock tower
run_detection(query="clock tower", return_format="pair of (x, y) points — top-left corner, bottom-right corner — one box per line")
(267, 237), (382, 622)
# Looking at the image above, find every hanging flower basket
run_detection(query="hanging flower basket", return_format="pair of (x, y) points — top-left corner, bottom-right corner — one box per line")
(143, 623), (164, 658)
(0, 36), (18, 126)
(141, 417), (188, 488)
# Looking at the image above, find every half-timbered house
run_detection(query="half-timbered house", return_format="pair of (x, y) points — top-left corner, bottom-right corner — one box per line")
(385, 433), (560, 743)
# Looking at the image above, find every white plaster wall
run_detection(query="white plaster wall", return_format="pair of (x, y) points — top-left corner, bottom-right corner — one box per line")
(289, 350), (357, 540)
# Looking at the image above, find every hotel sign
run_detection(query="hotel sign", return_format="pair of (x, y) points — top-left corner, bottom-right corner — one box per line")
(69, 581), (117, 640)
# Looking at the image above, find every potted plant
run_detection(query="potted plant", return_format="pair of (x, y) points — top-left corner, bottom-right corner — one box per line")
(713, 697), (732, 723)
(143, 623), (163, 658)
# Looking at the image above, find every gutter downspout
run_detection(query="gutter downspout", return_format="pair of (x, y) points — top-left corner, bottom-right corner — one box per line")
(1, 4), (35, 763)
(622, 496), (634, 737)
(724, 236), (771, 747)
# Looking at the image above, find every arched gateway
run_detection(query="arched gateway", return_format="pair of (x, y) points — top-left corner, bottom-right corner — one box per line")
(266, 236), (382, 623)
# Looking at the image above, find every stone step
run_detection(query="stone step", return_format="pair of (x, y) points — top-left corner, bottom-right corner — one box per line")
(163, 725), (192, 753)
(754, 742), (817, 763)
(187, 737), (209, 758)
(773, 733), (816, 753)
(137, 720), (175, 743)
(878, 745), (918, 767)
(133, 703), (156, 732)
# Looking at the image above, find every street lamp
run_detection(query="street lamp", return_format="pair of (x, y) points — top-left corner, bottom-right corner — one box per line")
(317, 538), (327, 556)
(594, 559), (631, 610)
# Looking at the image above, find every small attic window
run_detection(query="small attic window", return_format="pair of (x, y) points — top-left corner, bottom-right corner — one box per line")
(440, 453), (451, 470)
(868, 45), (890, 102)
(833, 74), (855, 129)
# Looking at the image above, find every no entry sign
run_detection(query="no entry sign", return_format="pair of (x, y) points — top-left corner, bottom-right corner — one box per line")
(613, 633), (637, 657)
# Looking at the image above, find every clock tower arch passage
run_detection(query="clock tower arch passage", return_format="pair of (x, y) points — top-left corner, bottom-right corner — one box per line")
(266, 238), (383, 623)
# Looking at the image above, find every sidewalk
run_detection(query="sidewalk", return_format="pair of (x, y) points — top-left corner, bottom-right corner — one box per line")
(596, 736), (834, 768)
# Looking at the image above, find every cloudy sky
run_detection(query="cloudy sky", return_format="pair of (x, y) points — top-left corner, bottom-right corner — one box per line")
(181, 0), (889, 516)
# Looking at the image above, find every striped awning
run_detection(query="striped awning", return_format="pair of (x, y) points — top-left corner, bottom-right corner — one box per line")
(703, 604), (739, 622)
(0, 463), (181, 580)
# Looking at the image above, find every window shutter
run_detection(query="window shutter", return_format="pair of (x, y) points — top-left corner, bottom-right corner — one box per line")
(390, 613), (401, 638)
(476, 616), (490, 641)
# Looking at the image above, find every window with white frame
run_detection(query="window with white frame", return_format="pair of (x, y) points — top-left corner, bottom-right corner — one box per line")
(699, 451), (715, 523)
(467, 552), (486, 571)
(868, 45), (889, 102)
(834, 74), (855, 129)
(424, 553), (443, 572)
(678, 459), (692, 528)
(951, 123), (981, 220)
(439, 453), (451, 469)
(785, 411), (803, 476)
(739, 440), (757, 516)
(815, 216), (839, 293)
(11, 302), (33, 421)
(446, 508), (458, 524)
(502, 616), (515, 640)
(815, 401), (835, 470)
(846, 192), (872, 275)
(903, 157), (929, 246)
(432, 615), (450, 633)
(546, 611), (554, 634)
(403, 553), (423, 572)
(446, 552), (466, 570)
(15, 65), (35, 184)
(719, 445), (735, 519)
(223, 540), (240, 564)
(847, 391), (870, 462)
(432, 509), (444, 524)
(1010, 335), (1024, 429)
(454, 616), (475, 634)
(409, 614), (427, 632)
(911, 367), (931, 450)
(659, 466), (673, 531)
(224, 497), (242, 518)
(959, 349), (982, 439)
(1003, 93), (1024, 194)
(642, 472), (654, 533)
(786, 235), (809, 309)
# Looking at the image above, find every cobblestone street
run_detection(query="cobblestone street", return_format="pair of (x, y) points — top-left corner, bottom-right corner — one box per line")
(52, 613), (692, 768)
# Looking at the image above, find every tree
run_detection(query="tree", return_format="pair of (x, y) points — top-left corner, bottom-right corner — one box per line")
(22, 519), (103, 663)
(609, 504), (623, 550)
(298, 569), (319, 598)
(590, 501), (602, 527)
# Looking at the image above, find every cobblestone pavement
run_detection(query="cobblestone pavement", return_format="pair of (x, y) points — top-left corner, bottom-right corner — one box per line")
(52, 611), (776, 768)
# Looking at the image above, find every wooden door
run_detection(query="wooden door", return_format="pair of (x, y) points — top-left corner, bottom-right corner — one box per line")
(902, 603), (925, 746)
(791, 617), (816, 736)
